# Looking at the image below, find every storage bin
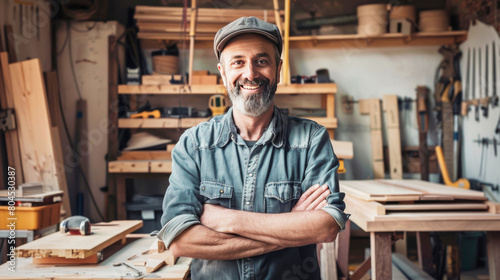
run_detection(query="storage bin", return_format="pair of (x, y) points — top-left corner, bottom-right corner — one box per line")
(0, 202), (61, 230)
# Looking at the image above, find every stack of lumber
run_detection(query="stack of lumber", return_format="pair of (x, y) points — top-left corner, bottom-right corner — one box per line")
(341, 179), (500, 231)
(135, 6), (283, 40)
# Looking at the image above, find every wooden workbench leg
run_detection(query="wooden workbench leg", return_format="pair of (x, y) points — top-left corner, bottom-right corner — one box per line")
(116, 175), (127, 220)
(487, 231), (500, 279)
(416, 232), (434, 277)
(370, 232), (392, 280)
(336, 220), (351, 278)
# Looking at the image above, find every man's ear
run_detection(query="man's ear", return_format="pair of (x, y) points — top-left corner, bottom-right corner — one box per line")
(217, 63), (227, 86)
(277, 59), (283, 84)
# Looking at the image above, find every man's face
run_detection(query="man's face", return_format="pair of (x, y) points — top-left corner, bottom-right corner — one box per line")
(217, 34), (282, 117)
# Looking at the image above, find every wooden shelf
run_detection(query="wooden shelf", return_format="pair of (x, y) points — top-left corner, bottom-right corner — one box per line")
(118, 116), (336, 129)
(288, 31), (467, 48)
(142, 31), (467, 49)
(118, 83), (337, 95)
(108, 160), (172, 173)
(118, 117), (210, 129)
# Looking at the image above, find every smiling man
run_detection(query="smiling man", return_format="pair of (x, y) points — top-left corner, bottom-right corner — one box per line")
(158, 16), (349, 280)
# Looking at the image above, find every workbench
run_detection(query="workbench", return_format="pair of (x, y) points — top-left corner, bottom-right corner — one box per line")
(0, 234), (191, 279)
(339, 179), (500, 280)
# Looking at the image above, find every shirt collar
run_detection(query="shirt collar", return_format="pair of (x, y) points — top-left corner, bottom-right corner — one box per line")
(216, 106), (287, 148)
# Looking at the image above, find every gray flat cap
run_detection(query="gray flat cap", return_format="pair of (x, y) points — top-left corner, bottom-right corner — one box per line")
(214, 16), (282, 61)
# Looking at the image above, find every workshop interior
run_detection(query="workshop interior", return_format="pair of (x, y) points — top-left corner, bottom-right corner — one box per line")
(0, 0), (499, 279)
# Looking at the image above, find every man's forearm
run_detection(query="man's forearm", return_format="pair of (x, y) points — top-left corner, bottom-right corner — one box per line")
(169, 224), (283, 260)
(217, 209), (339, 247)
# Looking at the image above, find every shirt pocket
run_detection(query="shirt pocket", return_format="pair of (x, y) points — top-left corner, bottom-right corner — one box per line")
(264, 181), (302, 213)
(200, 181), (234, 209)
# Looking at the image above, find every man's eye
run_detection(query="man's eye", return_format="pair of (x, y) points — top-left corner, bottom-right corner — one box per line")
(257, 59), (269, 65)
(232, 61), (243, 66)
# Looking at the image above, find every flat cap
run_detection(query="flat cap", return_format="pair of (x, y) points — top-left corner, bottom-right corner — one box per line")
(214, 16), (282, 61)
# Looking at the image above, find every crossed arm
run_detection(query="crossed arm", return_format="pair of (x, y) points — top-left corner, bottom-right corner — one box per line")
(169, 184), (339, 260)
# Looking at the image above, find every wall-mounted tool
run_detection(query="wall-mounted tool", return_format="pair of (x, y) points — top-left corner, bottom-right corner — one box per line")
(130, 110), (161, 119)
(60, 216), (92, 235)
(416, 86), (430, 180)
(435, 146), (469, 188)
(480, 45), (490, 117)
(209, 95), (227, 116)
(492, 42), (499, 107)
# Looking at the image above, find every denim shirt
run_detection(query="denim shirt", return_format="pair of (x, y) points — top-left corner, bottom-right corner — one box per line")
(158, 106), (349, 280)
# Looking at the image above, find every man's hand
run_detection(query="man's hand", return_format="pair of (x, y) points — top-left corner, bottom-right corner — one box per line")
(292, 184), (330, 212)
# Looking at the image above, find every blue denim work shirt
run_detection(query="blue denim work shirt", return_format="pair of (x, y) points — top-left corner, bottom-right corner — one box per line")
(158, 106), (349, 280)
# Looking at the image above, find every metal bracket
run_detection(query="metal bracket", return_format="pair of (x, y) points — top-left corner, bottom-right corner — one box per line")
(0, 109), (16, 131)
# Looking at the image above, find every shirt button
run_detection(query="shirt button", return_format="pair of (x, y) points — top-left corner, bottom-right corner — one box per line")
(220, 190), (224, 194)
(249, 173), (253, 177)
(202, 187), (205, 190)
(246, 201), (250, 205)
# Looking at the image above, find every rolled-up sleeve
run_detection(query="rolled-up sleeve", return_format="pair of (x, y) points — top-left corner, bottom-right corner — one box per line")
(300, 125), (350, 230)
(157, 131), (203, 248)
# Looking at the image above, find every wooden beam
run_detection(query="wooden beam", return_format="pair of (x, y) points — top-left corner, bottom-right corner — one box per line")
(3, 25), (17, 63)
(188, 0), (197, 86)
(283, 0), (291, 85)
(359, 99), (384, 179)
(0, 52), (24, 185)
(107, 35), (119, 221)
(416, 232), (434, 277)
(370, 232), (392, 280)
(487, 231), (500, 280)
(383, 95), (403, 179)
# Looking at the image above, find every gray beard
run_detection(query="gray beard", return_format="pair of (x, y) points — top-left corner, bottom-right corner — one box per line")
(227, 81), (277, 117)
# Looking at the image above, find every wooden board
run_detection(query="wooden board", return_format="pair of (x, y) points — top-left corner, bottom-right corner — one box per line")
(359, 98), (384, 179)
(9, 59), (59, 190)
(341, 180), (486, 202)
(378, 179), (486, 200)
(16, 220), (143, 259)
(118, 151), (172, 160)
(382, 95), (403, 179)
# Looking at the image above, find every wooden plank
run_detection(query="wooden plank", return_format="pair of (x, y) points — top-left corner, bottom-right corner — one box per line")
(378, 179), (486, 200)
(373, 212), (500, 222)
(118, 118), (210, 129)
(142, 74), (183, 85)
(344, 193), (386, 215)
(32, 253), (100, 264)
(0, 52), (24, 184)
(331, 140), (353, 159)
(416, 232), (434, 277)
(135, 6), (283, 18)
(107, 36), (119, 221)
(370, 232), (392, 280)
(145, 258), (165, 273)
(336, 220), (350, 278)
(147, 251), (178, 266)
(383, 95), (403, 179)
(359, 99), (384, 179)
(350, 257), (371, 280)
(150, 160), (173, 173)
(108, 160), (150, 173)
(341, 180), (423, 199)
(118, 83), (336, 94)
(487, 231), (500, 280)
(118, 151), (172, 160)
(384, 203), (487, 211)
(9, 59), (59, 190)
(16, 220), (143, 259)
(319, 242), (338, 280)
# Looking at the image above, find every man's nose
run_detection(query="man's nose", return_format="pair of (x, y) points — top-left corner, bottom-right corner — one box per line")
(242, 62), (259, 81)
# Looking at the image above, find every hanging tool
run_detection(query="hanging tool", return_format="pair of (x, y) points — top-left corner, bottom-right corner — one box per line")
(416, 86), (429, 180)
(496, 115), (500, 134)
(480, 44), (490, 117)
(435, 146), (469, 189)
(461, 48), (471, 116)
(130, 110), (161, 119)
(472, 48), (480, 121)
(492, 41), (499, 107)
(479, 137), (488, 177)
(208, 94), (227, 116)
